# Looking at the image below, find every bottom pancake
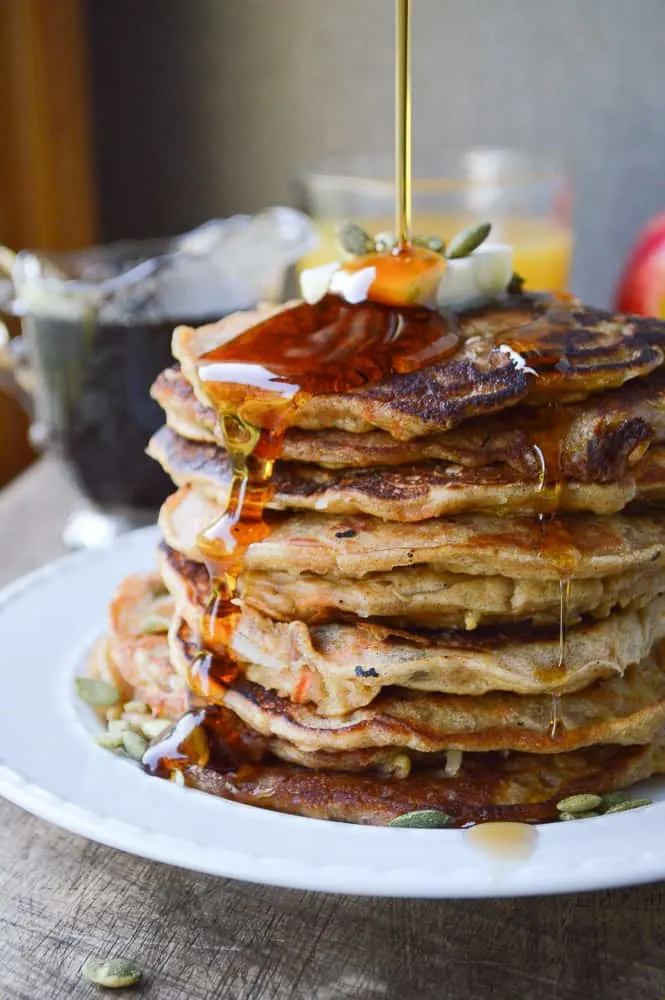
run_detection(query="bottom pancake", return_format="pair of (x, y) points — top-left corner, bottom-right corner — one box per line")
(179, 739), (665, 827)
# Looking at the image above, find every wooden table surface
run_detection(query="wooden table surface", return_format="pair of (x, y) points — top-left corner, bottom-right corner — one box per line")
(1, 460), (665, 1000)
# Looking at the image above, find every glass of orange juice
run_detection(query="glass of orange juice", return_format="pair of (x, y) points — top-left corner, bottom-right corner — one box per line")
(298, 150), (572, 293)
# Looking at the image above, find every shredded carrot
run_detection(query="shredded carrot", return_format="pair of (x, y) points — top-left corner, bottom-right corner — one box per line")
(292, 671), (312, 703)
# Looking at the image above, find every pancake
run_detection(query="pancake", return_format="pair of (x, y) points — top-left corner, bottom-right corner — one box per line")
(160, 485), (665, 578)
(159, 503), (665, 628)
(159, 547), (665, 712)
(171, 296), (663, 440)
(102, 572), (665, 764)
(182, 740), (665, 826)
(148, 425), (665, 520)
(153, 364), (665, 481)
(166, 618), (665, 757)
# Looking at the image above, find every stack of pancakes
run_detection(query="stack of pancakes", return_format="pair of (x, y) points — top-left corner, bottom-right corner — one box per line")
(98, 293), (665, 824)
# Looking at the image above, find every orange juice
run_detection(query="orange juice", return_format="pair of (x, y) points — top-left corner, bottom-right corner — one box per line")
(299, 215), (573, 294)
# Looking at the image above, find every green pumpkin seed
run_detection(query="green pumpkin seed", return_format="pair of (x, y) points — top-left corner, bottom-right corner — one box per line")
(107, 719), (128, 736)
(141, 718), (172, 741)
(122, 730), (148, 761)
(389, 809), (453, 828)
(556, 793), (602, 815)
(412, 234), (446, 254)
(559, 810), (599, 821)
(75, 677), (120, 709)
(445, 222), (491, 259)
(137, 614), (171, 635)
(123, 700), (149, 714)
(96, 730), (125, 751)
(599, 791), (629, 810)
(603, 797), (652, 815)
(335, 221), (376, 256)
(82, 956), (141, 989)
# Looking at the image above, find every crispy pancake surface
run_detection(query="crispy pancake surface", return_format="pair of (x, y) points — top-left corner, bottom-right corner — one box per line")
(148, 425), (665, 520)
(153, 364), (665, 480)
(159, 547), (665, 713)
(159, 492), (665, 628)
(171, 296), (664, 440)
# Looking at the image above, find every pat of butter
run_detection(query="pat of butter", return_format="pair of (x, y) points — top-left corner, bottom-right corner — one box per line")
(437, 243), (513, 307)
(329, 266), (377, 305)
(300, 261), (340, 304)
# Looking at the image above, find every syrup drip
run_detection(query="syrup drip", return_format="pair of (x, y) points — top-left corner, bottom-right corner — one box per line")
(523, 400), (577, 741)
(144, 294), (463, 775)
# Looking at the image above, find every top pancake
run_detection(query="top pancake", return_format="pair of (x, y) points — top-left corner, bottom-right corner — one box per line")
(171, 295), (664, 440)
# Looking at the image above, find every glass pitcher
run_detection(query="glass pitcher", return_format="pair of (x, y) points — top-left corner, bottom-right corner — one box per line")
(0, 208), (315, 547)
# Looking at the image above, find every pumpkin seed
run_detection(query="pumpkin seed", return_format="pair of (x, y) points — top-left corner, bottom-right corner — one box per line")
(123, 700), (149, 714)
(335, 221), (376, 256)
(389, 809), (453, 828)
(603, 797), (652, 814)
(75, 677), (120, 709)
(412, 234), (446, 254)
(141, 718), (172, 741)
(122, 730), (148, 761)
(96, 730), (125, 751)
(107, 719), (128, 736)
(82, 956), (141, 989)
(556, 793), (602, 814)
(171, 769), (186, 787)
(559, 810), (599, 821)
(381, 753), (411, 780)
(444, 749), (463, 777)
(137, 614), (171, 635)
(445, 222), (491, 259)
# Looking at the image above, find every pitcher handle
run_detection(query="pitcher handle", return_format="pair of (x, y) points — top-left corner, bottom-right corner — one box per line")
(0, 322), (33, 414)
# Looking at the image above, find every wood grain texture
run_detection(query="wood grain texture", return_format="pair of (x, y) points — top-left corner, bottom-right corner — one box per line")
(1, 461), (665, 999)
(0, 0), (97, 251)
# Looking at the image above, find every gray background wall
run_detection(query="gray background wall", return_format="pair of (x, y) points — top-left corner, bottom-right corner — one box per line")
(89, 0), (665, 306)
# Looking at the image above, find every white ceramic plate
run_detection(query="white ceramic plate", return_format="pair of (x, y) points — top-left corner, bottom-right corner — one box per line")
(0, 526), (664, 898)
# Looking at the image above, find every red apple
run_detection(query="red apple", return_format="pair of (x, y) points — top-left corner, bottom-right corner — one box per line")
(616, 211), (665, 317)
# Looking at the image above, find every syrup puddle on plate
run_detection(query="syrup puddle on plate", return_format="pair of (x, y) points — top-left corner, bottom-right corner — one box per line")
(464, 821), (538, 861)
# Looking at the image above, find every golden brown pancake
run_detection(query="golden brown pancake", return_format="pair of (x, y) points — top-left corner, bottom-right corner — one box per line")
(160, 485), (665, 578)
(159, 496), (665, 628)
(148, 425), (665, 520)
(153, 360), (665, 480)
(159, 547), (665, 713)
(182, 740), (665, 826)
(166, 617), (665, 757)
(171, 296), (663, 440)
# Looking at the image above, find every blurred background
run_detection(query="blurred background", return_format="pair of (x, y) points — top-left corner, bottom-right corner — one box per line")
(2, 0), (665, 494)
